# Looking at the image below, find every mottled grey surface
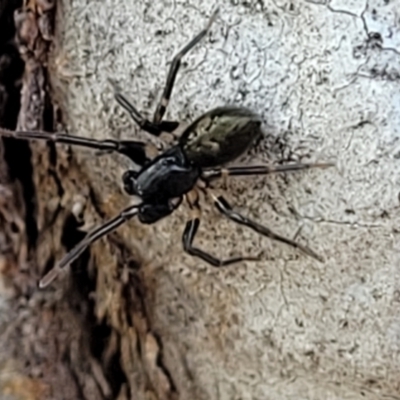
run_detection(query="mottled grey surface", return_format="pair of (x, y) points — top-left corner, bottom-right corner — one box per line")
(53, 0), (400, 398)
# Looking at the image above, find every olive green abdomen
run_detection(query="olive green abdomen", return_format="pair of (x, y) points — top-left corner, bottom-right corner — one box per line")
(180, 107), (263, 168)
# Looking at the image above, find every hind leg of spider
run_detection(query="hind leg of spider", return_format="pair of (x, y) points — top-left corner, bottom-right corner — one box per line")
(113, 90), (180, 136)
(182, 198), (259, 266)
(153, 9), (218, 124)
(212, 194), (324, 262)
(202, 162), (335, 181)
(39, 204), (140, 288)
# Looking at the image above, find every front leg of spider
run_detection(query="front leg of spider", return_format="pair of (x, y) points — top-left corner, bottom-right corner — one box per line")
(0, 127), (151, 167)
(40, 129), (202, 285)
(39, 178), (183, 288)
(39, 204), (141, 288)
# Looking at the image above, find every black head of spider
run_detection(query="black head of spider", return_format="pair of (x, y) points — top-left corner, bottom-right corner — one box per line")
(138, 198), (182, 224)
(132, 146), (201, 203)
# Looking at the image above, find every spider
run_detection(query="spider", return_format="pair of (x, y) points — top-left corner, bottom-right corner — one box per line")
(0, 9), (333, 288)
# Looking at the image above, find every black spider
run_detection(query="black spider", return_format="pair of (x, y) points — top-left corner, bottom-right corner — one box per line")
(0, 10), (333, 288)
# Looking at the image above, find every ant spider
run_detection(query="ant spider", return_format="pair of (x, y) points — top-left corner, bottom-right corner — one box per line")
(0, 9), (333, 288)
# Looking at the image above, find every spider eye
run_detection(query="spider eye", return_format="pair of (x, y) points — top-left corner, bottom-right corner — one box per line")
(161, 156), (176, 166)
(122, 170), (138, 195)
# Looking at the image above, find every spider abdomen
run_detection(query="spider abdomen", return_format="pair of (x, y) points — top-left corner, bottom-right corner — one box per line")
(180, 106), (263, 168)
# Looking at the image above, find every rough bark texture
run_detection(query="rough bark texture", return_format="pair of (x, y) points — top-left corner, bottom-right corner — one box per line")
(1, 0), (400, 399)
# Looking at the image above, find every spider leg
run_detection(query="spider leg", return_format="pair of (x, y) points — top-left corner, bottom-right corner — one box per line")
(39, 204), (140, 288)
(212, 194), (324, 262)
(0, 127), (151, 166)
(182, 190), (259, 266)
(202, 162), (334, 181)
(152, 9), (218, 124)
(113, 91), (179, 136)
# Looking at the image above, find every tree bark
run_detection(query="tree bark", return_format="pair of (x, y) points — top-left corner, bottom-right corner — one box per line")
(1, 0), (400, 399)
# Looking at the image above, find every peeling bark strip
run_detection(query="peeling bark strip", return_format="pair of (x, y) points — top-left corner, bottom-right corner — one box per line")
(14, 0), (53, 130)
(53, 0), (400, 398)
(1, 1), (109, 399)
